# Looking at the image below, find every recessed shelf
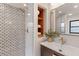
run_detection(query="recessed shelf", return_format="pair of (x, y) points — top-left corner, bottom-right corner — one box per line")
(38, 7), (44, 36)
(38, 32), (41, 35)
(38, 17), (43, 20)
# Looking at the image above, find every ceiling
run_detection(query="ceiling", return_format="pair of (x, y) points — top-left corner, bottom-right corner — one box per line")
(8, 3), (79, 19)
(55, 3), (79, 18)
(8, 3), (64, 10)
(51, 3), (64, 9)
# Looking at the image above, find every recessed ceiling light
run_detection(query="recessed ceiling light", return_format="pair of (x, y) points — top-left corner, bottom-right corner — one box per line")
(58, 11), (62, 13)
(74, 5), (78, 8)
(24, 4), (26, 6)
(68, 13), (72, 16)
(27, 13), (31, 16)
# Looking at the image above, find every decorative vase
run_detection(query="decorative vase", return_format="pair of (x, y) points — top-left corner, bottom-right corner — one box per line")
(48, 37), (53, 42)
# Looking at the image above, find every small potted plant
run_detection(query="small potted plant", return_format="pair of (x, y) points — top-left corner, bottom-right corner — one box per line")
(45, 29), (60, 42)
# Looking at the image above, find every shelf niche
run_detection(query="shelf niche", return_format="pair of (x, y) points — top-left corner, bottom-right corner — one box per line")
(38, 7), (44, 37)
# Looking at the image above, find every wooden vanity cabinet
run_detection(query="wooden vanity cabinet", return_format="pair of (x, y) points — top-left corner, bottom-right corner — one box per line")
(41, 45), (54, 56)
(41, 45), (64, 56)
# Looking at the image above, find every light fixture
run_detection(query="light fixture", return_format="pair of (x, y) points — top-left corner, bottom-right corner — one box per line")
(58, 11), (62, 13)
(27, 13), (31, 16)
(38, 10), (40, 15)
(68, 13), (72, 16)
(38, 25), (41, 28)
(74, 5), (78, 8)
(24, 4), (26, 6)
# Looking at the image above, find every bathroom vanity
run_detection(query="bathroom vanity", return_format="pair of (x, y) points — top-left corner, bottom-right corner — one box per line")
(41, 45), (64, 56)
(41, 41), (79, 56)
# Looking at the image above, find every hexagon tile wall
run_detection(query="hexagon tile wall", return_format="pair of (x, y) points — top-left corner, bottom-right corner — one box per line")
(0, 4), (25, 56)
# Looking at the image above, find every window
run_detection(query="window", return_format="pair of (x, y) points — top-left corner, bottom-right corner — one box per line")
(70, 20), (79, 34)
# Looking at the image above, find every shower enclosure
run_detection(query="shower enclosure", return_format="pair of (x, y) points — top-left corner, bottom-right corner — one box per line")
(0, 4), (25, 56)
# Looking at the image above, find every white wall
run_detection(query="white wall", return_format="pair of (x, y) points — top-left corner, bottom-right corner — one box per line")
(25, 3), (35, 56)
(34, 3), (51, 56)
(25, 3), (51, 56)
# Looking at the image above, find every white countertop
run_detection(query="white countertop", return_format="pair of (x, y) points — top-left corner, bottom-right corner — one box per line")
(41, 41), (79, 56)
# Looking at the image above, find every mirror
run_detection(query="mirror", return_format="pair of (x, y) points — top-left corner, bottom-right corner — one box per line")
(51, 3), (79, 34)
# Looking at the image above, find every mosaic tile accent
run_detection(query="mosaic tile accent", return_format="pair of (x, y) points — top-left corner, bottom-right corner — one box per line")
(0, 4), (25, 56)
